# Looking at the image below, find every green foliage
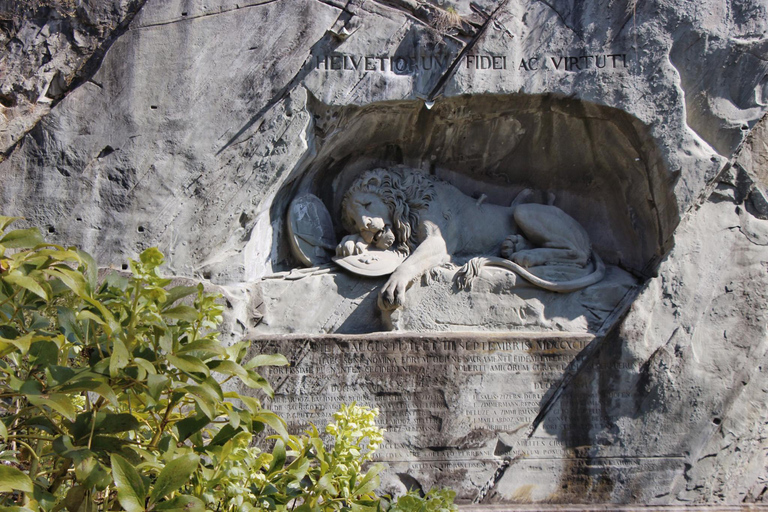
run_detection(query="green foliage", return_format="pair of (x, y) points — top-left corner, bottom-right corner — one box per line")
(386, 489), (458, 512)
(0, 218), (286, 510)
(0, 219), (456, 512)
(195, 403), (386, 511)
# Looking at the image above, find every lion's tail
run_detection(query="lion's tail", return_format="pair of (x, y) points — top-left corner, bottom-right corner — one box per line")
(456, 252), (605, 293)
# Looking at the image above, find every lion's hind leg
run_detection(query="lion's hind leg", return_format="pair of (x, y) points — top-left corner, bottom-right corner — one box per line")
(510, 247), (588, 268)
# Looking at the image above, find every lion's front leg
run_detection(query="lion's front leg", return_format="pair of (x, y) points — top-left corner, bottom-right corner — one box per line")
(377, 221), (450, 311)
(378, 269), (412, 311)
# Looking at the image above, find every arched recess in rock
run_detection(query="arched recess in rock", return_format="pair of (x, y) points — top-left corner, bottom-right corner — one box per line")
(271, 93), (678, 279)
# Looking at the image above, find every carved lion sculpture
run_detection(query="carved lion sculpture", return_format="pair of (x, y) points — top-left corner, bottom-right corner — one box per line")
(336, 167), (605, 311)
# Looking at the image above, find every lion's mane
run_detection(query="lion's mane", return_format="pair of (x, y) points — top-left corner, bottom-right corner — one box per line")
(341, 167), (436, 255)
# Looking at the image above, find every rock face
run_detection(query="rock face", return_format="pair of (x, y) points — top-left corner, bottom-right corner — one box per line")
(2, 0), (768, 505)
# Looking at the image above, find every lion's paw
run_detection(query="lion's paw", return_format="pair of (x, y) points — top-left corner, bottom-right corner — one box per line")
(501, 235), (532, 260)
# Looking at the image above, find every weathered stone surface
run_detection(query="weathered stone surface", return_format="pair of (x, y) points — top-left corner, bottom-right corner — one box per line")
(2, 0), (768, 506)
(0, 0), (143, 155)
(385, 264), (636, 333)
(3, 0), (765, 282)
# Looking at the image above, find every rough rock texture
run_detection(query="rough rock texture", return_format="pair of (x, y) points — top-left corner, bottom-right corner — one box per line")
(385, 264), (636, 333)
(6, 0), (765, 281)
(0, 0), (143, 155)
(2, 0), (768, 505)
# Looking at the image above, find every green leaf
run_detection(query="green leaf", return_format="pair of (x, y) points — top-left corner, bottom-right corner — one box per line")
(2, 332), (33, 355)
(0, 465), (33, 493)
(134, 357), (157, 376)
(47, 365), (76, 386)
(244, 353), (290, 369)
(32, 486), (57, 512)
(267, 439), (286, 476)
(147, 374), (169, 401)
(56, 306), (83, 341)
(238, 395), (262, 414)
(58, 380), (118, 407)
(244, 370), (274, 396)
(29, 340), (59, 367)
(110, 338), (130, 378)
(181, 386), (217, 419)
(176, 339), (226, 357)
(96, 413), (141, 435)
(0, 418), (7, 441)
(148, 453), (199, 506)
(254, 411), (288, 440)
(77, 249), (98, 290)
(167, 354), (210, 379)
(207, 424), (240, 447)
(175, 414), (209, 443)
(139, 247), (164, 269)
(154, 495), (205, 512)
(20, 415), (56, 435)
(66, 412), (139, 442)
(76, 310), (107, 327)
(287, 456), (310, 481)
(159, 331), (173, 353)
(0, 216), (21, 231)
(317, 473), (336, 495)
(350, 502), (379, 512)
(0, 228), (44, 249)
(162, 286), (198, 308)
(162, 305), (198, 322)
(353, 464), (384, 496)
(75, 456), (111, 491)
(2, 270), (48, 300)
(43, 267), (88, 297)
(18, 379), (42, 395)
(82, 296), (119, 334)
(111, 454), (147, 512)
(28, 393), (76, 421)
(52, 435), (87, 459)
(62, 485), (87, 512)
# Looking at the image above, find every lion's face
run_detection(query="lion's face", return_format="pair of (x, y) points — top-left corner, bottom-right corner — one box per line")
(344, 191), (396, 250)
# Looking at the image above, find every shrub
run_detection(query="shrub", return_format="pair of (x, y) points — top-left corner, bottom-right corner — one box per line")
(0, 218), (456, 511)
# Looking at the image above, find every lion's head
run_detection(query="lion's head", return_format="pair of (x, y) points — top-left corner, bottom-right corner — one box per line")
(341, 167), (435, 255)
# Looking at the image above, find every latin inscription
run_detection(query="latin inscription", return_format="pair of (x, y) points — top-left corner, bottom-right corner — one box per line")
(259, 335), (603, 448)
(311, 52), (631, 74)
(252, 334), (645, 501)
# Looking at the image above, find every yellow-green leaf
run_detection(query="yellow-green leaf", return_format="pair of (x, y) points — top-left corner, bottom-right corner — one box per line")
(245, 353), (289, 368)
(167, 354), (210, 378)
(0, 228), (44, 249)
(76, 310), (107, 327)
(148, 454), (198, 506)
(0, 216), (21, 232)
(163, 305), (198, 322)
(0, 465), (33, 493)
(110, 338), (130, 378)
(238, 396), (261, 414)
(111, 454), (147, 512)
(0, 332), (33, 355)
(254, 411), (288, 440)
(2, 271), (48, 300)
(42, 267), (88, 297)
(154, 495), (205, 512)
(134, 357), (157, 376)
(28, 393), (76, 421)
